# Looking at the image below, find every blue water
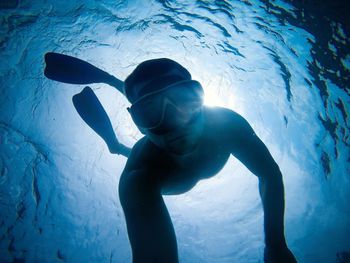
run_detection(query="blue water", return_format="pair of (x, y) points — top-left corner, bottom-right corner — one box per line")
(0, 0), (349, 262)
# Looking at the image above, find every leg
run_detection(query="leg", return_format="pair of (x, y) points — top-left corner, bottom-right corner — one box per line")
(119, 170), (179, 263)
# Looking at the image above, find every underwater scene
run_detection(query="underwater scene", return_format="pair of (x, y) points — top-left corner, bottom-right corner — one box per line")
(0, 0), (349, 262)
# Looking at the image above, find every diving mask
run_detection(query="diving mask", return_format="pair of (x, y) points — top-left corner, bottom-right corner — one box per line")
(128, 80), (204, 133)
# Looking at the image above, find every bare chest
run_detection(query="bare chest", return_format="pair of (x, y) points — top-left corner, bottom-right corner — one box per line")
(160, 140), (231, 195)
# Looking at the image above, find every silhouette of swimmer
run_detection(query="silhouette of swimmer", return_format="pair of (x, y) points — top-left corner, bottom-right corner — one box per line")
(117, 58), (297, 263)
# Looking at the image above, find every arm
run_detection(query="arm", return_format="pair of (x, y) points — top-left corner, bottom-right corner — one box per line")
(72, 86), (131, 157)
(229, 112), (296, 262)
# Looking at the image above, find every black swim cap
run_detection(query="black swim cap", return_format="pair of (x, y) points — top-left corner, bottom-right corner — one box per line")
(124, 58), (192, 103)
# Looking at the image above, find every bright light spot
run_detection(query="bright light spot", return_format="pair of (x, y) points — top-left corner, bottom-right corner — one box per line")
(203, 88), (225, 107)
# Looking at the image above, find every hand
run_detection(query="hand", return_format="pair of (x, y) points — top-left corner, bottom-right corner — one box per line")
(108, 138), (131, 157)
(264, 244), (297, 263)
(108, 139), (121, 154)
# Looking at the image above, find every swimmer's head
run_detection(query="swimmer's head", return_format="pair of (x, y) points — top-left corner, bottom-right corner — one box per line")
(124, 58), (205, 155)
(124, 58), (192, 103)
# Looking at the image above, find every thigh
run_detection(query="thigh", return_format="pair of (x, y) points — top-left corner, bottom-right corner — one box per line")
(119, 170), (179, 263)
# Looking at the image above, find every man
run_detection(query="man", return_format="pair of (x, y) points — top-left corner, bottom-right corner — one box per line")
(118, 58), (297, 263)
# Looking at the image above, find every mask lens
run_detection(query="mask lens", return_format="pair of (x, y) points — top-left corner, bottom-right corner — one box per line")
(130, 95), (164, 128)
(129, 81), (203, 129)
(163, 82), (203, 113)
(147, 103), (186, 134)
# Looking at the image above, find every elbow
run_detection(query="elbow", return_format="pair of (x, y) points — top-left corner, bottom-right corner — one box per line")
(258, 164), (285, 198)
(257, 161), (283, 182)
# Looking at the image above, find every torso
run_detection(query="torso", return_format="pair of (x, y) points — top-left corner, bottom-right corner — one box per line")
(123, 107), (238, 195)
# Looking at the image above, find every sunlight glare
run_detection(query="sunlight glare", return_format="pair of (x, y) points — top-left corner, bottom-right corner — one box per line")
(203, 88), (225, 107)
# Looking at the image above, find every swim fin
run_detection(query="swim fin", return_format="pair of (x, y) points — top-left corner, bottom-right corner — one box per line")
(72, 86), (131, 157)
(44, 52), (124, 94)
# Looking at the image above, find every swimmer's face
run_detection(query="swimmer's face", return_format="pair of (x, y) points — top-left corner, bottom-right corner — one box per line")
(129, 80), (205, 155)
(144, 109), (204, 155)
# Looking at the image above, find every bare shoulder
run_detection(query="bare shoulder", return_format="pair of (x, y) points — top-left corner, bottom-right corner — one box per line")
(203, 106), (252, 132)
(202, 106), (257, 153)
